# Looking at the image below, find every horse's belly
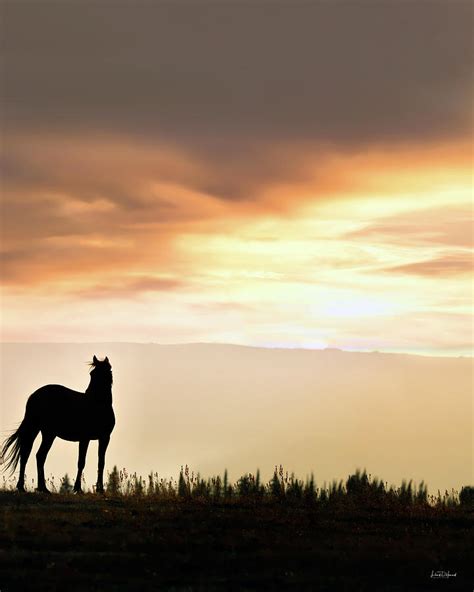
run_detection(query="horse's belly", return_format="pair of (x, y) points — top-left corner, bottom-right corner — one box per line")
(58, 432), (103, 442)
(45, 406), (115, 441)
(57, 426), (112, 442)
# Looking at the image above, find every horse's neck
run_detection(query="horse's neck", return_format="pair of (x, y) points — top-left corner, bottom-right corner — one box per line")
(85, 379), (113, 405)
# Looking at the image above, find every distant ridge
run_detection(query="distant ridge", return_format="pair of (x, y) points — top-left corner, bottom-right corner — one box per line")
(1, 342), (471, 359)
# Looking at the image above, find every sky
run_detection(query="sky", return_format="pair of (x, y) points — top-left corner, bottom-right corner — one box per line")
(1, 2), (473, 355)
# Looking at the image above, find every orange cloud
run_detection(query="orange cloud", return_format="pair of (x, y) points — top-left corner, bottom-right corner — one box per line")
(1, 132), (471, 292)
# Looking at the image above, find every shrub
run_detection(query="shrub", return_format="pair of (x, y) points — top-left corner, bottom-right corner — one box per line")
(398, 480), (413, 506)
(59, 473), (73, 494)
(415, 481), (428, 505)
(303, 474), (316, 504)
(459, 486), (474, 506)
(237, 474), (255, 497)
(212, 475), (222, 499)
(286, 474), (304, 501)
(106, 465), (121, 496)
(178, 468), (188, 498)
(132, 473), (144, 496)
(269, 466), (284, 498)
(346, 469), (370, 498)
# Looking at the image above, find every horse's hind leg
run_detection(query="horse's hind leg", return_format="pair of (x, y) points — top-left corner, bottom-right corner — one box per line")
(17, 427), (39, 492)
(73, 439), (89, 493)
(36, 432), (55, 493)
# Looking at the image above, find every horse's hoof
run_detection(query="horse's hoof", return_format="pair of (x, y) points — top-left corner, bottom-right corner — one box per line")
(16, 485), (26, 493)
(36, 487), (51, 494)
(73, 488), (83, 494)
(96, 486), (105, 494)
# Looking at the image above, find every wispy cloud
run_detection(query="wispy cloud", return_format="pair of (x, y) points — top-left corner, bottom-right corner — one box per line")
(348, 204), (472, 248)
(382, 254), (472, 277)
(74, 277), (188, 300)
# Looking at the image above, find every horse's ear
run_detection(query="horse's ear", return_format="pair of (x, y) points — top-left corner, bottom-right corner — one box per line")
(104, 356), (109, 364)
(93, 355), (98, 364)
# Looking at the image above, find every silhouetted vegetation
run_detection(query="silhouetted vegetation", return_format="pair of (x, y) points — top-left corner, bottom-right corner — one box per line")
(2, 465), (470, 509)
(59, 473), (73, 494)
(459, 485), (474, 506)
(103, 465), (469, 509)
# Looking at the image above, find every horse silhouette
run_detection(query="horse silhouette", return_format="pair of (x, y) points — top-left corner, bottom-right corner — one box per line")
(1, 355), (115, 493)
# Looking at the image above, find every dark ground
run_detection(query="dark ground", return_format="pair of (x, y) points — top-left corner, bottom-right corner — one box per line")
(0, 492), (472, 591)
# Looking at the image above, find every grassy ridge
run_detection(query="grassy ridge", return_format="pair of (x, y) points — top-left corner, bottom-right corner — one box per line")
(1, 469), (473, 591)
(3, 466), (472, 507)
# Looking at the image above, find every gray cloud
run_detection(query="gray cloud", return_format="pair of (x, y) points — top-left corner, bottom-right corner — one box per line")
(3, 2), (472, 148)
(1, 135), (316, 206)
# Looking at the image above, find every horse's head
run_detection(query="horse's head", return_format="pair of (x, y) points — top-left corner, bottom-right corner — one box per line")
(89, 355), (113, 386)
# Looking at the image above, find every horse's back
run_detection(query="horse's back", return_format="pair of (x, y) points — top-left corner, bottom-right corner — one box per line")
(28, 384), (83, 407)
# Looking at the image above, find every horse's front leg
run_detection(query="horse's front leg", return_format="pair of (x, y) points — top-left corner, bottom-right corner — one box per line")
(96, 435), (110, 493)
(73, 439), (90, 493)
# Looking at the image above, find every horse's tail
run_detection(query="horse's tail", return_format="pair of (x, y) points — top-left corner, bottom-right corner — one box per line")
(0, 429), (22, 474)
(0, 415), (34, 475)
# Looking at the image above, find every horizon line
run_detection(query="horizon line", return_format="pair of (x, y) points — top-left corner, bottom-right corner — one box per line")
(0, 341), (472, 359)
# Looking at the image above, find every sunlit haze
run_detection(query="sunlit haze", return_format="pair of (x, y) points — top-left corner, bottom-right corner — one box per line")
(1, 343), (472, 494)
